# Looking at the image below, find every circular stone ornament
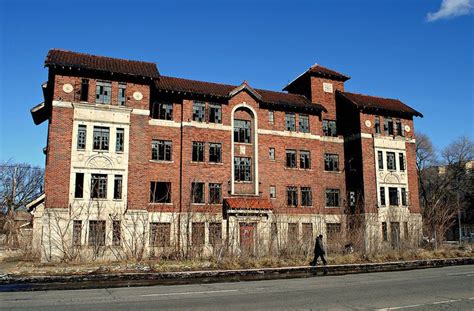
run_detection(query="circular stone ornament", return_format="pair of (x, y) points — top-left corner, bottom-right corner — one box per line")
(62, 83), (73, 93)
(133, 91), (143, 101)
(365, 120), (372, 128)
(404, 125), (411, 133)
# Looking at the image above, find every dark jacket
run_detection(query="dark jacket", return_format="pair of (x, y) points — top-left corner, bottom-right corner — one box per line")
(314, 236), (325, 255)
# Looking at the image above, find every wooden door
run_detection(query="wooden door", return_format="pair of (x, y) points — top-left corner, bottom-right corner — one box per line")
(240, 223), (256, 255)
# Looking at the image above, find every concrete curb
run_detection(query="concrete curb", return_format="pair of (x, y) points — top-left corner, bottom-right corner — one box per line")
(0, 257), (473, 292)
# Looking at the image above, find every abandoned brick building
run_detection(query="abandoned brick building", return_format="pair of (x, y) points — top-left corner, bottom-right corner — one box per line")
(30, 49), (423, 261)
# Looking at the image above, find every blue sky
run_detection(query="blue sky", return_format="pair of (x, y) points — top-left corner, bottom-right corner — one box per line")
(0, 0), (473, 167)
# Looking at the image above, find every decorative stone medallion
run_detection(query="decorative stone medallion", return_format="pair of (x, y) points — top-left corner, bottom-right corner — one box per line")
(404, 125), (411, 133)
(365, 120), (372, 128)
(133, 91), (143, 101)
(63, 83), (73, 93)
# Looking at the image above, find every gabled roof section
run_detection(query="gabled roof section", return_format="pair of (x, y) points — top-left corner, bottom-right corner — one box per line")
(337, 91), (423, 118)
(155, 76), (325, 113)
(224, 197), (273, 210)
(283, 63), (350, 92)
(45, 49), (160, 79)
(229, 81), (262, 101)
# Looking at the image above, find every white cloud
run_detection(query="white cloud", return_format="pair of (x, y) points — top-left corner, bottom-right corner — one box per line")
(426, 0), (473, 22)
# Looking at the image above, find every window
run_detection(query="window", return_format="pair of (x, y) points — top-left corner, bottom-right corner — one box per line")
(327, 223), (341, 242)
(404, 222), (409, 240)
(324, 154), (339, 171)
(399, 153), (405, 171)
(382, 222), (388, 241)
(378, 151), (384, 170)
(73, 220), (82, 246)
(387, 152), (396, 170)
(299, 114), (310, 133)
(193, 101), (206, 122)
(269, 186), (276, 199)
(150, 222), (170, 247)
(288, 223), (298, 243)
(152, 102), (173, 120)
(192, 141), (205, 162)
(322, 120), (337, 137)
(301, 187), (312, 206)
(95, 81), (112, 104)
(191, 182), (205, 204)
(150, 181), (171, 203)
(300, 151), (311, 169)
(209, 143), (222, 163)
(152, 140), (172, 161)
(380, 187), (386, 206)
(80, 79), (89, 102)
(326, 189), (340, 207)
(116, 128), (124, 152)
(112, 220), (121, 246)
(286, 149), (297, 168)
(118, 83), (126, 106)
(209, 183), (222, 204)
(234, 157), (252, 181)
(77, 125), (87, 150)
(268, 110), (274, 124)
(74, 173), (84, 198)
(209, 223), (222, 246)
(391, 222), (400, 248)
(401, 188), (407, 206)
(285, 113), (296, 131)
(269, 148), (275, 161)
(287, 186), (298, 206)
(388, 187), (399, 206)
(93, 126), (109, 151)
(375, 116), (381, 134)
(192, 222), (205, 246)
(91, 174), (107, 199)
(234, 119), (251, 143)
(384, 117), (394, 135)
(302, 223), (313, 243)
(88, 220), (106, 246)
(114, 175), (122, 200)
(208, 102), (222, 123)
(396, 119), (403, 136)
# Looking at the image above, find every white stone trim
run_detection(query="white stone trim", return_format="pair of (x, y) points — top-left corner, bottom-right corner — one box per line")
(131, 108), (150, 115)
(182, 121), (232, 131)
(360, 133), (372, 139)
(52, 100), (73, 108)
(149, 119), (181, 128)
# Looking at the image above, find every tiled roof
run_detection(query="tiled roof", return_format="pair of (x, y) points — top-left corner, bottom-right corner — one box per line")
(308, 64), (350, 82)
(155, 76), (325, 113)
(337, 91), (423, 117)
(224, 197), (273, 210)
(45, 49), (160, 78)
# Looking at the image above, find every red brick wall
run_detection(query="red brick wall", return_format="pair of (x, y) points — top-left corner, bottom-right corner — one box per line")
(406, 142), (421, 213)
(310, 77), (345, 120)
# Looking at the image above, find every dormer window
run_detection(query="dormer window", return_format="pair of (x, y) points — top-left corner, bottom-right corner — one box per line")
(96, 81), (112, 104)
(384, 117), (394, 135)
(375, 116), (381, 134)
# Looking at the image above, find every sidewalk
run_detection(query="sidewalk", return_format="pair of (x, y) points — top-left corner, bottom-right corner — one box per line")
(1, 257), (473, 292)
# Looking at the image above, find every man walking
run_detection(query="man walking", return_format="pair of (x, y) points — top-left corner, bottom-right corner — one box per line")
(310, 234), (327, 266)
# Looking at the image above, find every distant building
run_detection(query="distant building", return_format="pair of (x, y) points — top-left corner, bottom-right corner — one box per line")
(30, 50), (423, 261)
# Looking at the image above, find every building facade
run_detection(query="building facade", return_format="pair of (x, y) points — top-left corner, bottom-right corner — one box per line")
(31, 50), (423, 261)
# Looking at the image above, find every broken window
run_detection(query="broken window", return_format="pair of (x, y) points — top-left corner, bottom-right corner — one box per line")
(209, 222), (222, 246)
(150, 222), (170, 247)
(234, 119), (251, 143)
(209, 143), (222, 163)
(193, 101), (206, 122)
(234, 157), (252, 181)
(116, 128), (124, 152)
(93, 126), (109, 151)
(378, 151), (384, 170)
(80, 79), (89, 102)
(285, 113), (296, 131)
(322, 120), (337, 137)
(95, 81), (111, 104)
(91, 174), (107, 199)
(269, 147), (275, 161)
(404, 222), (409, 240)
(74, 173), (84, 198)
(388, 187), (399, 206)
(375, 116), (381, 134)
(382, 222), (388, 241)
(301, 187), (312, 206)
(384, 117), (394, 135)
(77, 125), (87, 150)
(112, 220), (121, 246)
(401, 188), (407, 206)
(300, 150), (311, 169)
(387, 152), (396, 170)
(208, 183), (222, 204)
(152, 140), (172, 161)
(286, 149), (297, 168)
(73, 220), (82, 246)
(326, 189), (340, 207)
(380, 187), (386, 206)
(88, 220), (106, 246)
(150, 181), (171, 203)
(152, 102), (173, 120)
(391, 222), (400, 248)
(192, 222), (205, 246)
(191, 182), (205, 204)
(268, 110), (274, 124)
(324, 153), (339, 171)
(114, 175), (122, 200)
(118, 83), (126, 106)
(269, 185), (276, 199)
(399, 153), (405, 171)
(208, 102), (222, 123)
(396, 119), (403, 136)
(299, 114), (310, 133)
(192, 141), (205, 162)
(287, 186), (298, 206)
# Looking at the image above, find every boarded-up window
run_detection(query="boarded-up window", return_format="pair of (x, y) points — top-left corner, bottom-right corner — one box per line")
(302, 223), (313, 244)
(112, 220), (121, 246)
(88, 220), (106, 246)
(288, 223), (298, 244)
(150, 222), (171, 247)
(192, 222), (205, 246)
(209, 222), (222, 246)
(73, 220), (82, 246)
(326, 223), (341, 242)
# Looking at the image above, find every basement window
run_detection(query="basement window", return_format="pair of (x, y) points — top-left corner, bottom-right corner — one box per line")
(112, 220), (121, 246)
(73, 220), (82, 246)
(288, 223), (298, 243)
(88, 220), (106, 246)
(382, 222), (388, 241)
(150, 222), (170, 247)
(192, 222), (205, 246)
(150, 181), (171, 203)
(209, 223), (222, 246)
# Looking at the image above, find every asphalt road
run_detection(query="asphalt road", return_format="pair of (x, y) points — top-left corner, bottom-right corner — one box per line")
(1, 265), (473, 310)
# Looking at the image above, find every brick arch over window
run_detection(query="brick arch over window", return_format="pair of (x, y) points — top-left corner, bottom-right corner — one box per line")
(231, 103), (259, 195)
